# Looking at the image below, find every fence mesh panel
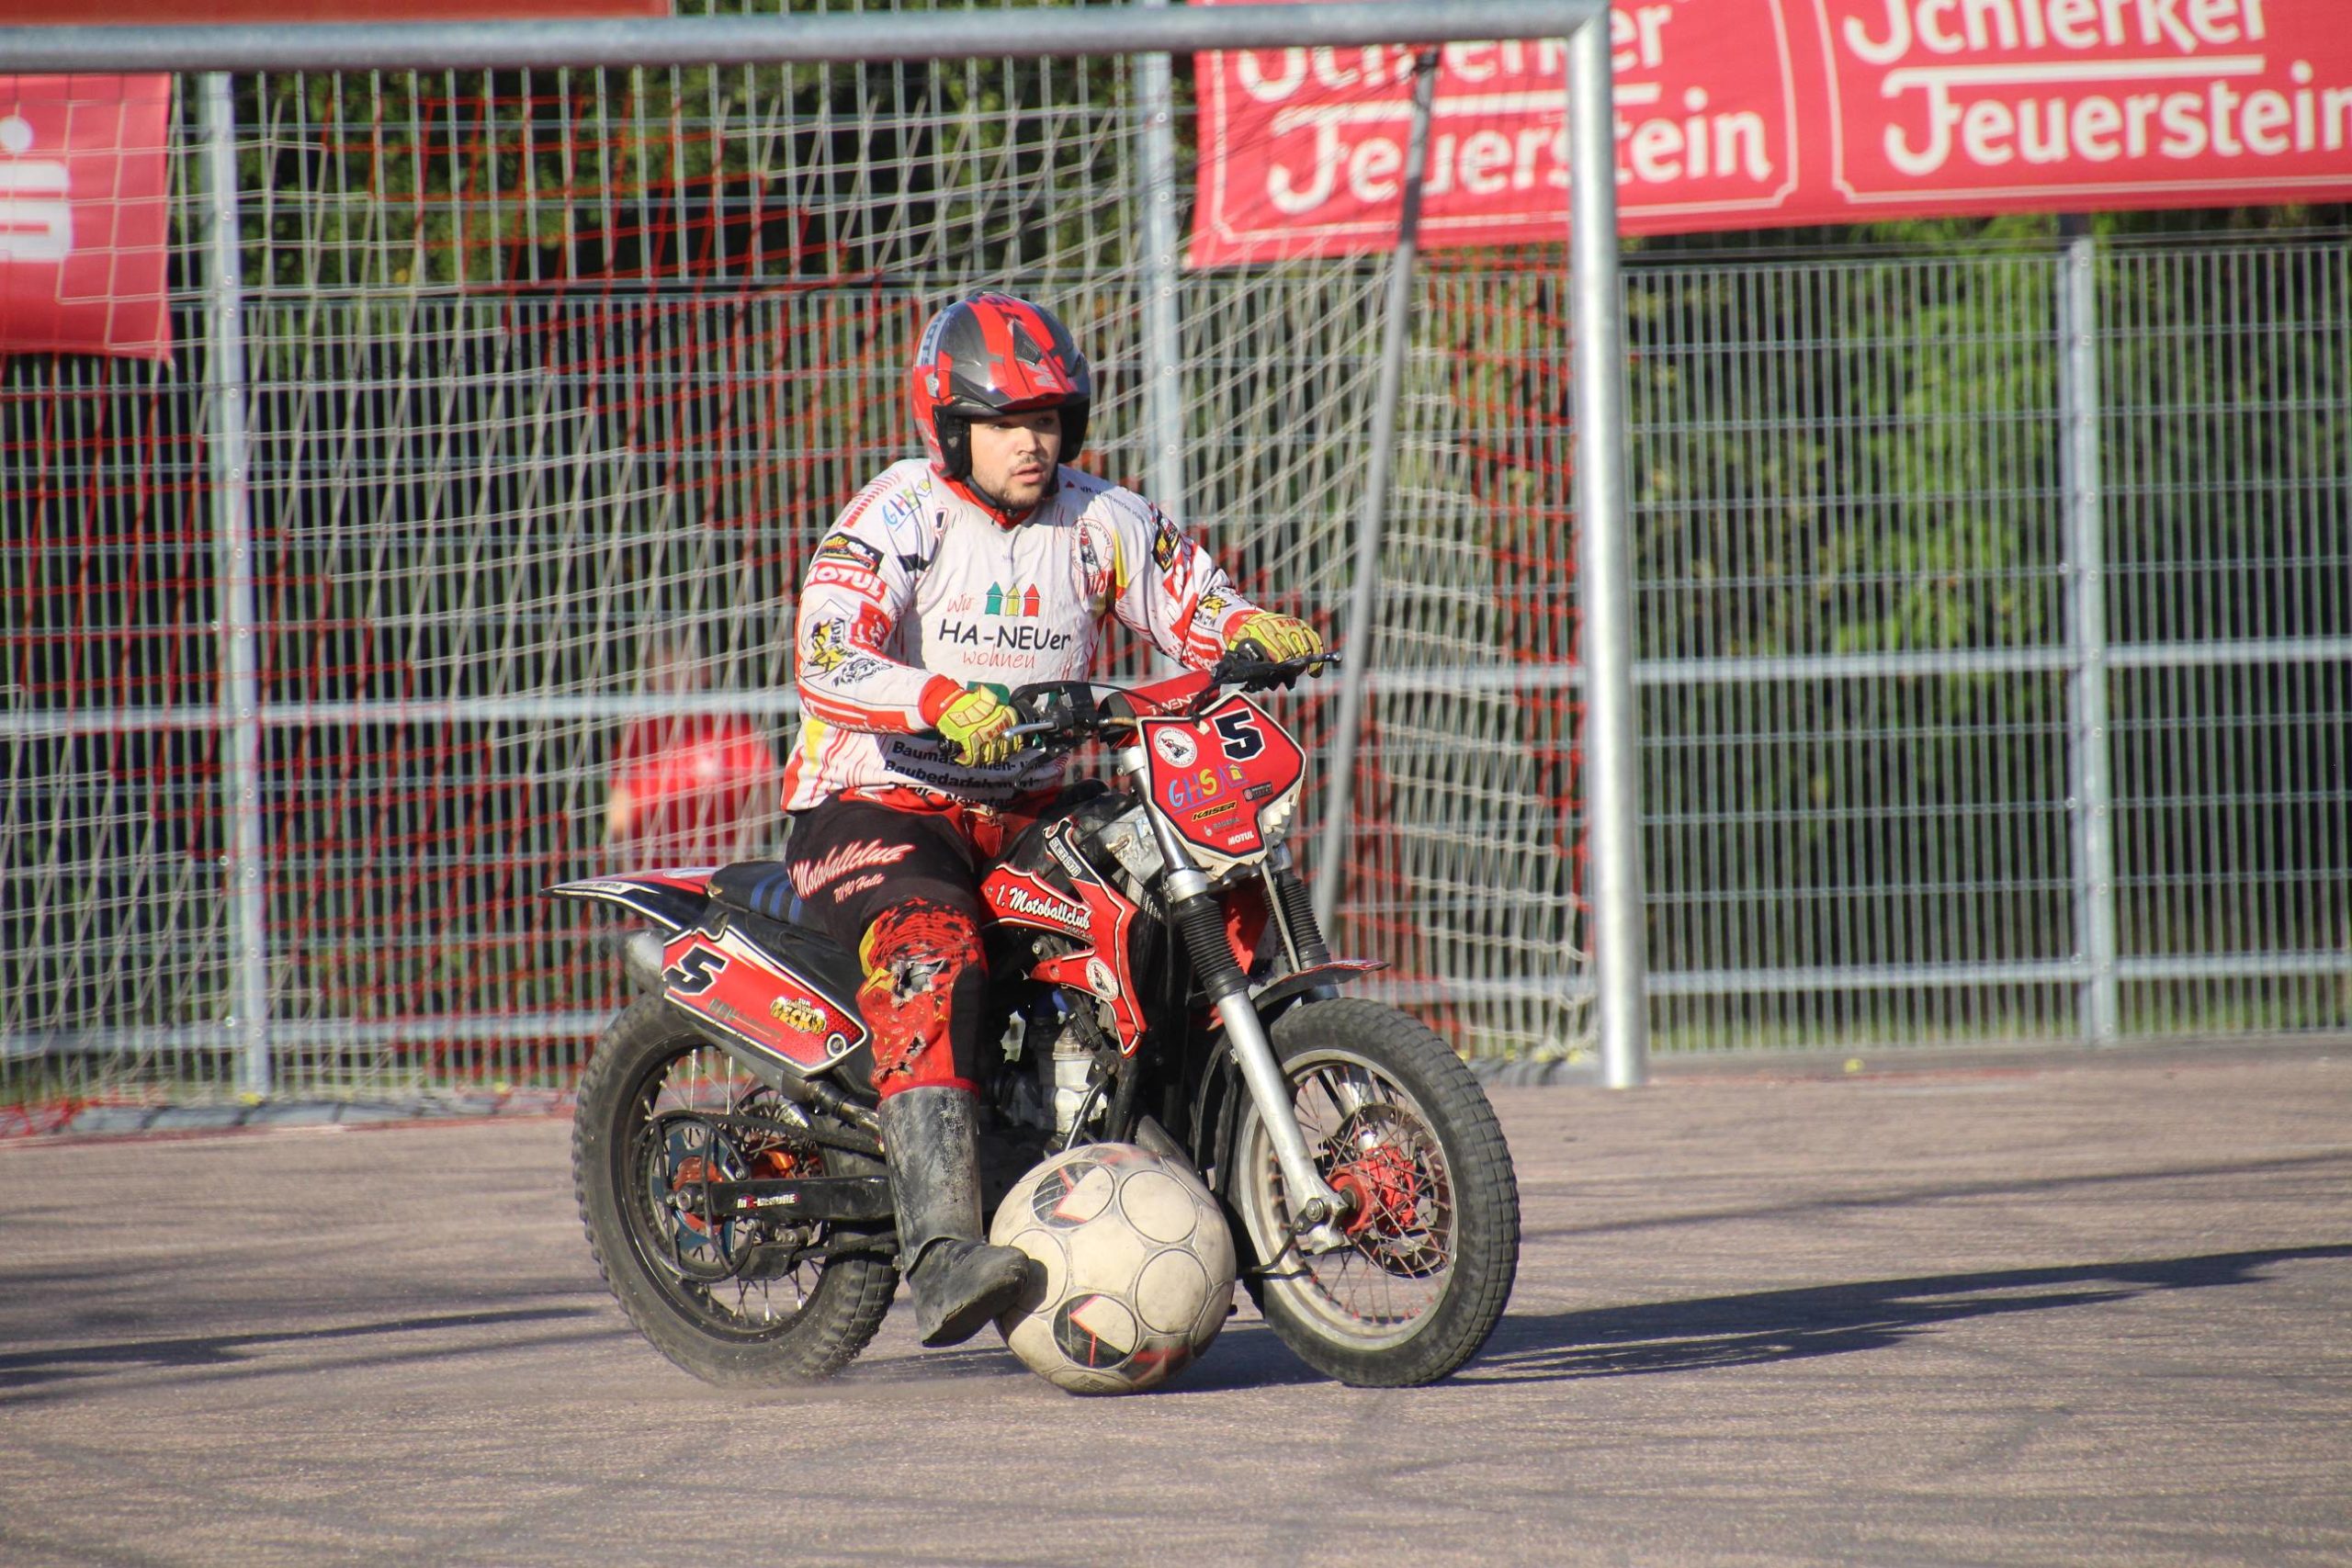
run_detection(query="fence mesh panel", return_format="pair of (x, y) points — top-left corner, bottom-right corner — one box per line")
(3, 17), (2348, 1114)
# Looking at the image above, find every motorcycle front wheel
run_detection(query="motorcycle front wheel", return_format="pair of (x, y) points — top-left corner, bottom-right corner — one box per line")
(1229, 998), (1521, 1387)
(572, 998), (898, 1385)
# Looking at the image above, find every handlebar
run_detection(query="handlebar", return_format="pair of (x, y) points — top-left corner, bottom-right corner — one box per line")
(932, 652), (1336, 762)
(999, 651), (1339, 754)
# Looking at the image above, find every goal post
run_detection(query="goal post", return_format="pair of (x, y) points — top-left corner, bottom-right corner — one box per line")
(0, 0), (1644, 1105)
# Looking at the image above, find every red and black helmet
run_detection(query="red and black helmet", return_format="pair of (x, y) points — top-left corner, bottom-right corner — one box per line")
(908, 293), (1093, 484)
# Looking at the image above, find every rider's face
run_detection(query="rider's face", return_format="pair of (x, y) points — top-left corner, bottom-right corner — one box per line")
(967, 409), (1063, 512)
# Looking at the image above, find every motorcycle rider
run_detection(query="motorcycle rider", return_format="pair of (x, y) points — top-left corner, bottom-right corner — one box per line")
(780, 293), (1323, 1348)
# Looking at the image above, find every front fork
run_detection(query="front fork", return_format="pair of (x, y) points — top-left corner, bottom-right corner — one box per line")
(1125, 753), (1352, 1255)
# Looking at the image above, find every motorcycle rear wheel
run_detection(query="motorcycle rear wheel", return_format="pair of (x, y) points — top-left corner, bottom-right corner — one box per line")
(572, 998), (898, 1385)
(1230, 998), (1520, 1387)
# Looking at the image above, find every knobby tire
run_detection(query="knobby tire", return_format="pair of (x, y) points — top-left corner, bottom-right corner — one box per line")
(1231, 998), (1521, 1387)
(572, 998), (898, 1386)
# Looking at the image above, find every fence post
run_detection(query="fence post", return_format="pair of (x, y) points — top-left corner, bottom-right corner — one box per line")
(1313, 50), (1439, 937)
(2057, 220), (2120, 1042)
(1568, 20), (1648, 1088)
(201, 73), (272, 1095)
(1136, 0), (1186, 528)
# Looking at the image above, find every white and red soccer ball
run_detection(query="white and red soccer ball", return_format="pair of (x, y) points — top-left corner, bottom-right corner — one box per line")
(989, 1143), (1237, 1394)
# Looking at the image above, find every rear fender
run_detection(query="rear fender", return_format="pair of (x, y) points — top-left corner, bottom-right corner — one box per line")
(544, 870), (716, 933)
(549, 871), (880, 1117)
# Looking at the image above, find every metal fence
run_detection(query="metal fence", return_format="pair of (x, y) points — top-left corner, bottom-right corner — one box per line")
(4, 19), (2346, 1114)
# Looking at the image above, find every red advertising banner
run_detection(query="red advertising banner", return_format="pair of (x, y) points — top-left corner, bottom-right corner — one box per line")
(0, 75), (174, 361)
(1189, 0), (2352, 265)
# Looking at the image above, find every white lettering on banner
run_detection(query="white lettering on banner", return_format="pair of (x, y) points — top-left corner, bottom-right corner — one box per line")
(1187, 0), (2352, 265)
(1843, 0), (2269, 66)
(0, 117), (73, 264)
(1196, 0), (1798, 254)
(1819, 0), (2350, 197)
(1879, 62), (2352, 175)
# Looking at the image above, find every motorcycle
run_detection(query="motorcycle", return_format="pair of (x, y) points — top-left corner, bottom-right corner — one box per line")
(547, 653), (1521, 1388)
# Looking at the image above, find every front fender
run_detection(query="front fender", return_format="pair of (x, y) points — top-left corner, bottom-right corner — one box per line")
(1237, 959), (1387, 1030)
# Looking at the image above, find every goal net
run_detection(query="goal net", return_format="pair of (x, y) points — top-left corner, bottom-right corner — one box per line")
(1, 4), (1591, 1109)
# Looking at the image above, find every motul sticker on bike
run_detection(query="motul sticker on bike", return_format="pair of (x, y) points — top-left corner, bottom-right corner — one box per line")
(659, 926), (865, 1071)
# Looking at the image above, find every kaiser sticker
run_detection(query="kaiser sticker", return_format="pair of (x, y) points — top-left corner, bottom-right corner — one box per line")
(770, 996), (828, 1035)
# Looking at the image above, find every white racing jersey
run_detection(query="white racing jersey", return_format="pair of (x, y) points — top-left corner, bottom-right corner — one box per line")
(783, 459), (1267, 809)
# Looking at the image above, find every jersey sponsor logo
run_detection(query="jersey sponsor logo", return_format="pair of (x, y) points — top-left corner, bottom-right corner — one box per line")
(815, 533), (882, 570)
(803, 619), (854, 672)
(984, 583), (1043, 617)
(936, 619), (1076, 653)
(808, 559), (887, 597)
(791, 838), (916, 897)
(879, 740), (1029, 795)
(1151, 513), (1183, 571)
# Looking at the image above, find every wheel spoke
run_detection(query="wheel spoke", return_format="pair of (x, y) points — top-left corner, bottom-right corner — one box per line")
(626, 1041), (832, 1335)
(1252, 1054), (1459, 1337)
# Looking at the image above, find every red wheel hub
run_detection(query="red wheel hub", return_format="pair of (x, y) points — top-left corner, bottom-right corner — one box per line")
(1330, 1143), (1421, 1236)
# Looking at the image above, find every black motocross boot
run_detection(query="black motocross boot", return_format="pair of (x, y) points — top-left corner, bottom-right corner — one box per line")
(877, 1085), (1037, 1348)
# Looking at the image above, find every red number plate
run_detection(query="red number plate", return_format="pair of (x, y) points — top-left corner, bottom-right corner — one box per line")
(1138, 695), (1305, 863)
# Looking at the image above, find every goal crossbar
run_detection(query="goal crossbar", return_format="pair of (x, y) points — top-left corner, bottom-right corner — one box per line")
(0, 0), (1603, 73)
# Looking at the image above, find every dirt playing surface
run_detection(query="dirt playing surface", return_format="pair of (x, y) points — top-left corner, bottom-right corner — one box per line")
(3, 1047), (2347, 1566)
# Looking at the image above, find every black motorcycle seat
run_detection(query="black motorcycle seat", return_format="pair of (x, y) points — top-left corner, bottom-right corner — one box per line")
(708, 859), (798, 923)
(705, 862), (865, 1005)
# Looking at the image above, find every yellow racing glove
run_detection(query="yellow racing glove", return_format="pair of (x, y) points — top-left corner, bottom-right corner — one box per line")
(1225, 611), (1325, 665)
(935, 685), (1022, 767)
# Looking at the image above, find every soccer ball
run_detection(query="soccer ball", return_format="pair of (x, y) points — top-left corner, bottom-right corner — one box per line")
(989, 1143), (1237, 1395)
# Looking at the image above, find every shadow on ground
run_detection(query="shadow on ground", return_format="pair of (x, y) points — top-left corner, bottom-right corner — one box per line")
(0, 1306), (615, 1396)
(1463, 1244), (2352, 1382)
(7, 1246), (2344, 1401)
